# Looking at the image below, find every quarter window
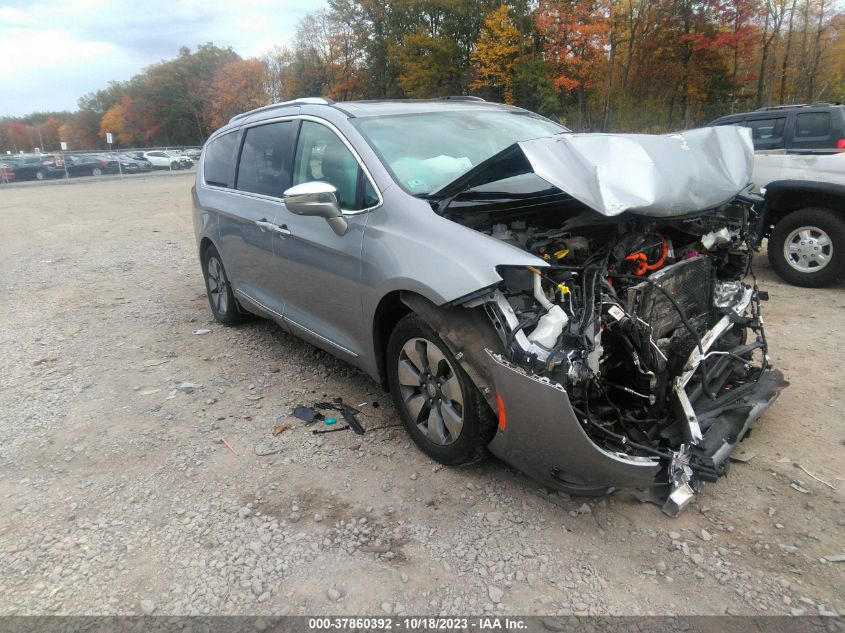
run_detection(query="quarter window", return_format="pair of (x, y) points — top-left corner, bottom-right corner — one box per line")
(292, 121), (369, 211)
(795, 112), (831, 138)
(236, 121), (296, 197)
(203, 131), (239, 188)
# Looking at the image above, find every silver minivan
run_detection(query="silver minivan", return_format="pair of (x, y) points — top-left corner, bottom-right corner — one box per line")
(193, 97), (785, 516)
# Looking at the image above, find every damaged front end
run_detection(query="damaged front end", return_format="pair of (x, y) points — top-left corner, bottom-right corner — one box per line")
(436, 128), (788, 515)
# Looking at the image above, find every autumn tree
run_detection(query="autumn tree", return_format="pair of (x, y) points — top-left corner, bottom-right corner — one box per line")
(210, 60), (269, 129)
(471, 4), (523, 103)
(537, 0), (610, 128)
(262, 46), (296, 102)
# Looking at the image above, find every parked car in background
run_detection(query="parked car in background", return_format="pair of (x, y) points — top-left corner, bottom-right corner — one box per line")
(64, 154), (120, 177)
(0, 161), (16, 183)
(100, 152), (152, 173)
(117, 153), (153, 171)
(192, 98), (785, 516)
(3, 154), (62, 181)
(144, 150), (184, 170)
(751, 150), (845, 287)
(184, 148), (202, 160)
(165, 149), (194, 169)
(710, 102), (845, 152)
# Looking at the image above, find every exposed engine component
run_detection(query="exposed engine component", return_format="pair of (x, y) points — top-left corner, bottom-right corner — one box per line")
(468, 195), (781, 514)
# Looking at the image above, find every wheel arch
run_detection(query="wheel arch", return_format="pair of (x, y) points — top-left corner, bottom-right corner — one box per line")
(764, 181), (845, 230)
(199, 236), (216, 262)
(371, 290), (413, 387)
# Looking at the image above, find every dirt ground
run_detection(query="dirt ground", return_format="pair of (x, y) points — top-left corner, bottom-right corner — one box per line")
(1, 175), (843, 617)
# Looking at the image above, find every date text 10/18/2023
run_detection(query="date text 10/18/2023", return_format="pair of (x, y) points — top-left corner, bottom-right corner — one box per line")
(308, 617), (529, 630)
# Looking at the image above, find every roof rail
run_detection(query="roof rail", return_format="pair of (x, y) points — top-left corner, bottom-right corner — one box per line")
(229, 97), (335, 123)
(755, 101), (842, 111)
(438, 96), (486, 102)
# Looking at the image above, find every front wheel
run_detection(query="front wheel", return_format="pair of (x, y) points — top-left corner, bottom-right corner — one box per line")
(170, 161), (181, 170)
(387, 314), (494, 465)
(769, 207), (845, 287)
(35, 170), (45, 181)
(91, 167), (103, 176)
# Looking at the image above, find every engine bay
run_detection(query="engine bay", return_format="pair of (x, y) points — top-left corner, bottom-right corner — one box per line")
(458, 193), (779, 512)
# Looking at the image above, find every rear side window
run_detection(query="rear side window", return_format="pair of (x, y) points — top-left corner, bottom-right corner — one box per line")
(747, 117), (785, 140)
(795, 112), (831, 138)
(203, 131), (239, 188)
(236, 121), (297, 197)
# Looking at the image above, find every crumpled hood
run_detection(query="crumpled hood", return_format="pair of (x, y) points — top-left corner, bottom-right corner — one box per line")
(436, 126), (754, 217)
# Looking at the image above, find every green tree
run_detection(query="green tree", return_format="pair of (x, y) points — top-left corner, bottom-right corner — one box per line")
(471, 4), (523, 103)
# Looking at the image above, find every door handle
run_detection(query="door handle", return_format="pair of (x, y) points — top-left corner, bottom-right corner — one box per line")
(255, 220), (291, 236)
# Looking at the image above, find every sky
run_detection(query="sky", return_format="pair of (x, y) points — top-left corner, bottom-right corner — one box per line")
(0, 0), (325, 117)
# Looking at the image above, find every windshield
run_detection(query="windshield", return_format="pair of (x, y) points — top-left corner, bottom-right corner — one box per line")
(354, 110), (566, 195)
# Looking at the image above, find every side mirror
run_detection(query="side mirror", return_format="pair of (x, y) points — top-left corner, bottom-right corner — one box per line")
(283, 181), (348, 236)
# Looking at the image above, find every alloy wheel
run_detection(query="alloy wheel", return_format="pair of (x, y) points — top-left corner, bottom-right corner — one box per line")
(397, 337), (464, 445)
(206, 255), (229, 314)
(784, 226), (832, 273)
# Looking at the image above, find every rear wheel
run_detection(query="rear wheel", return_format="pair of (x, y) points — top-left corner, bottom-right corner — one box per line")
(387, 314), (494, 465)
(769, 207), (845, 287)
(202, 245), (244, 325)
(91, 167), (103, 176)
(35, 170), (45, 181)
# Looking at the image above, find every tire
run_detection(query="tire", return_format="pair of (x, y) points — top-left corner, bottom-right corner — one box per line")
(387, 313), (494, 465)
(91, 167), (103, 176)
(202, 245), (244, 325)
(170, 161), (181, 170)
(35, 170), (45, 181)
(769, 207), (845, 287)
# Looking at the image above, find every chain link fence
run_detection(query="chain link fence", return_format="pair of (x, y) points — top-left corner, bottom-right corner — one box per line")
(0, 146), (202, 185)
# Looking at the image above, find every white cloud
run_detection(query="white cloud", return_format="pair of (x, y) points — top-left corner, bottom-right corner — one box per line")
(0, 0), (324, 115)
(0, 28), (118, 80)
(0, 6), (34, 25)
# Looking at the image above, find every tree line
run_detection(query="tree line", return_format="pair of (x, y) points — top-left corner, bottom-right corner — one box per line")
(1, 0), (843, 154)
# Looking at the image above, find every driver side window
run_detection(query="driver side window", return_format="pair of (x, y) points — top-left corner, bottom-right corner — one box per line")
(292, 121), (367, 211)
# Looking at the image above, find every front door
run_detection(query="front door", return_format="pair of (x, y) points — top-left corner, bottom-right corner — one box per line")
(268, 120), (379, 360)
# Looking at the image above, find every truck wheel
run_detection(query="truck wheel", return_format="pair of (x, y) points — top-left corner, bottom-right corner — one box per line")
(769, 207), (845, 287)
(387, 314), (494, 465)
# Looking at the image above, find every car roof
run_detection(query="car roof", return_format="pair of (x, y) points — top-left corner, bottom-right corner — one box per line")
(714, 102), (843, 122)
(226, 96), (518, 124)
(331, 98), (521, 118)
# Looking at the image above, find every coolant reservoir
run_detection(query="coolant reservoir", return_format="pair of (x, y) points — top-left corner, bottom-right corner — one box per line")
(528, 305), (568, 350)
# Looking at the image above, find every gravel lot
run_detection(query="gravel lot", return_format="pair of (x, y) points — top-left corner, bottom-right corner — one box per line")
(1, 174), (843, 617)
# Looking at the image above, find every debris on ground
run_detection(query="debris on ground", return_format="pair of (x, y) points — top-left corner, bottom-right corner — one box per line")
(796, 464), (836, 490)
(315, 400), (365, 435)
(325, 417), (337, 425)
(823, 553), (845, 563)
(293, 405), (322, 424)
(175, 382), (201, 393)
(312, 425), (350, 434)
(220, 437), (238, 456)
(192, 328), (211, 335)
(272, 423), (292, 436)
(790, 481), (811, 494)
(730, 451), (758, 463)
(211, 377), (233, 387)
